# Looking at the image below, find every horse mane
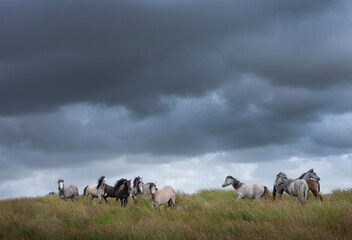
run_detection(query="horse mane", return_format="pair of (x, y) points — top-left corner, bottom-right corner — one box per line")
(133, 177), (142, 188)
(232, 178), (243, 190)
(115, 178), (127, 190)
(149, 182), (157, 191)
(298, 169), (314, 179)
(97, 176), (106, 189)
(287, 179), (295, 184)
(277, 172), (287, 178)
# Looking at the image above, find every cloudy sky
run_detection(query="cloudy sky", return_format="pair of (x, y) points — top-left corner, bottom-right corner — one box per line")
(1, 0), (352, 199)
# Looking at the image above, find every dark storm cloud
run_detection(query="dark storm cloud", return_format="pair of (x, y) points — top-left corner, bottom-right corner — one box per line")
(1, 0), (352, 186)
(1, 0), (348, 117)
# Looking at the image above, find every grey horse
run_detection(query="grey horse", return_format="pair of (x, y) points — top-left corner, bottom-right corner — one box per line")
(131, 176), (156, 202)
(222, 176), (269, 200)
(275, 172), (308, 204)
(83, 176), (107, 204)
(57, 179), (79, 201)
(273, 169), (321, 201)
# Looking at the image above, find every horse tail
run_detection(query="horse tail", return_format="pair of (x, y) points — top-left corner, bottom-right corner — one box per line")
(299, 182), (304, 203)
(262, 186), (269, 200)
(316, 181), (323, 201)
(83, 186), (88, 196)
(300, 181), (308, 203)
(272, 185), (276, 200)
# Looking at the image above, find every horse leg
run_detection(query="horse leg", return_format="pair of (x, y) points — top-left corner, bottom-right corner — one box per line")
(172, 195), (176, 208)
(237, 195), (242, 201)
(313, 188), (323, 201)
(289, 194), (294, 203)
(103, 195), (108, 203)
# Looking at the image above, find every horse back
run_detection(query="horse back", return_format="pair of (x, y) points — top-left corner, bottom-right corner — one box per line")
(156, 186), (176, 204)
(105, 185), (117, 197)
(306, 179), (319, 191)
(67, 185), (79, 195)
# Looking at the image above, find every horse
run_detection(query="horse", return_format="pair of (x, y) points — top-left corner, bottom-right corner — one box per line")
(131, 176), (156, 202)
(298, 169), (322, 201)
(114, 178), (132, 207)
(222, 176), (269, 200)
(273, 169), (322, 201)
(83, 176), (107, 204)
(57, 179), (79, 201)
(103, 181), (119, 203)
(275, 172), (308, 205)
(150, 184), (176, 209)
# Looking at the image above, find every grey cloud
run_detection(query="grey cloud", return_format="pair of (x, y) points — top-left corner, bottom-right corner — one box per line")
(1, 0), (345, 117)
(1, 77), (352, 171)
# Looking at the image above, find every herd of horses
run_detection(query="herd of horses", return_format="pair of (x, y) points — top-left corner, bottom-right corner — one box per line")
(57, 169), (322, 208)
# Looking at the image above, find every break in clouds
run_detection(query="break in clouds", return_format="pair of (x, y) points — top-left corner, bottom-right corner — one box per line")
(1, 0), (352, 198)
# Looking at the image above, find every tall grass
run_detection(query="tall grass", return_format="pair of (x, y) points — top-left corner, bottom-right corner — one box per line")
(0, 189), (352, 239)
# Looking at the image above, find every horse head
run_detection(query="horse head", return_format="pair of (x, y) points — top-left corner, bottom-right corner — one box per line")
(97, 176), (107, 189)
(149, 183), (157, 196)
(57, 179), (64, 191)
(126, 179), (132, 192)
(275, 172), (287, 186)
(222, 176), (235, 187)
(308, 169), (320, 181)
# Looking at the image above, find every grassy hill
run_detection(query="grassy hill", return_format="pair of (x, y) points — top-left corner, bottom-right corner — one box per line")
(0, 189), (352, 240)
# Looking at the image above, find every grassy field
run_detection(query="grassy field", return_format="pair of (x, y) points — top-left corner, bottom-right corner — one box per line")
(0, 189), (352, 240)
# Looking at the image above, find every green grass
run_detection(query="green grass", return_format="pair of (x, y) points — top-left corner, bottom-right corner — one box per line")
(0, 189), (352, 239)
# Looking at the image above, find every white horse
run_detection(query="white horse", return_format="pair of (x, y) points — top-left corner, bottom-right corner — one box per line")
(275, 172), (308, 204)
(150, 185), (176, 209)
(57, 179), (79, 201)
(83, 176), (107, 204)
(222, 176), (268, 200)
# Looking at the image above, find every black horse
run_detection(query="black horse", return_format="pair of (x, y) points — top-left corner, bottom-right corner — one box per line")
(104, 178), (131, 207)
(103, 181), (120, 203)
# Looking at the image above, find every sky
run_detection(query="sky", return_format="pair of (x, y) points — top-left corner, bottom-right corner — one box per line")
(1, 0), (352, 199)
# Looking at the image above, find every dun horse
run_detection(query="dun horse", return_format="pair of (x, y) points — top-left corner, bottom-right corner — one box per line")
(298, 169), (322, 201)
(83, 176), (107, 204)
(150, 184), (176, 209)
(222, 176), (269, 200)
(275, 172), (308, 204)
(132, 176), (156, 202)
(57, 179), (79, 201)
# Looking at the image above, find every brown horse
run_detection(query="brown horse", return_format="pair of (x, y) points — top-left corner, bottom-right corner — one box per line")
(298, 169), (322, 201)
